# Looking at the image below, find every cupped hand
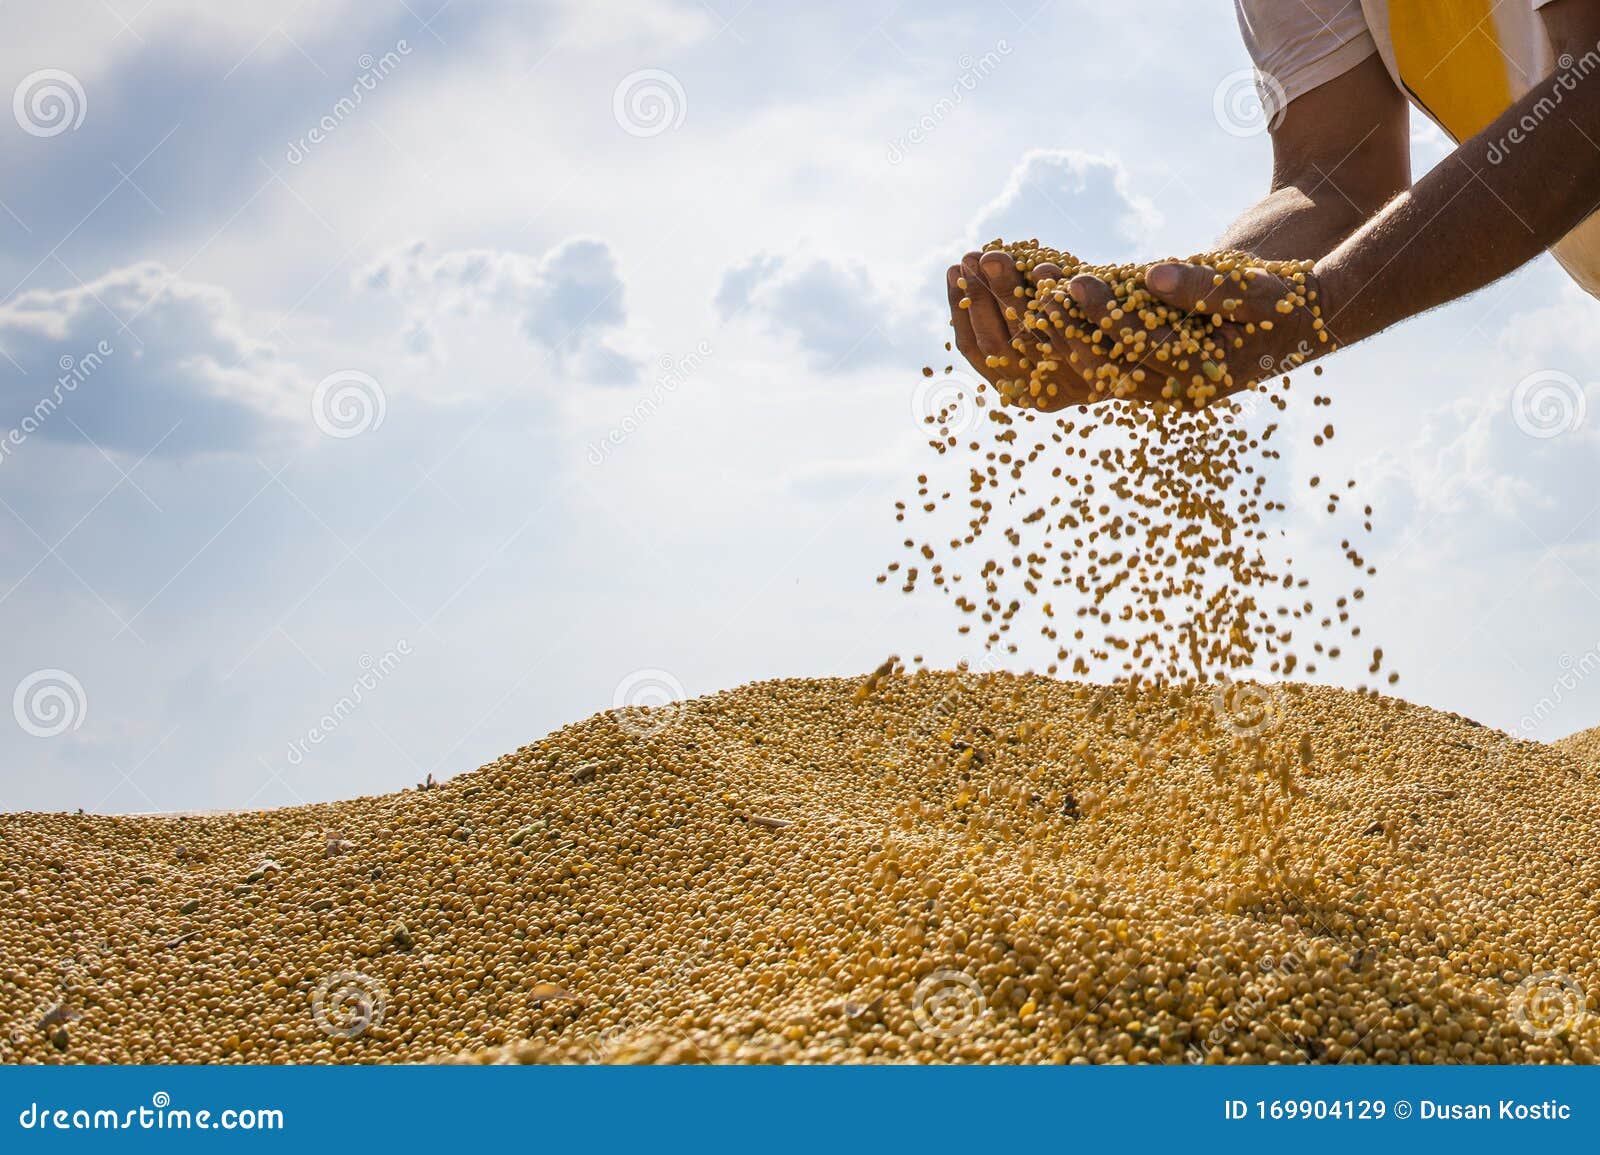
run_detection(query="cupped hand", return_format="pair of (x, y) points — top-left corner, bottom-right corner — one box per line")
(946, 250), (1331, 411)
(946, 251), (1104, 411)
(1136, 259), (1331, 386)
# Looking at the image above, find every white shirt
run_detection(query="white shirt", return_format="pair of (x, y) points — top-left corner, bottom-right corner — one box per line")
(1234, 0), (1600, 297)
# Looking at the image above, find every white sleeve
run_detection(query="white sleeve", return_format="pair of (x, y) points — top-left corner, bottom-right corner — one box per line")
(1233, 0), (1379, 105)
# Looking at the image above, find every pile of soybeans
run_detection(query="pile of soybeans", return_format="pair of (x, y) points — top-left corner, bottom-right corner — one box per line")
(3, 673), (1599, 1064)
(3, 242), (1593, 1066)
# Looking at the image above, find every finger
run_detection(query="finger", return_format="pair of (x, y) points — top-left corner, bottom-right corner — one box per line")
(1070, 309), (1193, 404)
(1060, 275), (1124, 389)
(1034, 369), (1097, 411)
(1228, 266), (1299, 324)
(1127, 324), (1205, 402)
(961, 252), (1012, 361)
(978, 273), (1092, 413)
(946, 264), (990, 378)
(1019, 264), (1066, 355)
(1028, 274), (1072, 341)
(977, 251), (1028, 342)
(1142, 262), (1220, 317)
(1067, 274), (1117, 328)
(1145, 262), (1293, 325)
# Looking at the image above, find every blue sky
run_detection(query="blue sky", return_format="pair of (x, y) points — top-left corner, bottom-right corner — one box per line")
(3, 0), (1599, 812)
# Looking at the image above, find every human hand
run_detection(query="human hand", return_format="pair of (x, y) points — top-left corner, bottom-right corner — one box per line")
(946, 250), (1110, 411)
(947, 248), (1331, 411)
(1134, 258), (1332, 386)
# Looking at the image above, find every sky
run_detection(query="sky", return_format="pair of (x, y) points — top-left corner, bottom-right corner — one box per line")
(3, 0), (1599, 813)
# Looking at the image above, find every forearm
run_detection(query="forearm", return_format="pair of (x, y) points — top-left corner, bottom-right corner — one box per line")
(1219, 53), (1410, 263)
(1219, 185), (1370, 261)
(1320, 60), (1600, 346)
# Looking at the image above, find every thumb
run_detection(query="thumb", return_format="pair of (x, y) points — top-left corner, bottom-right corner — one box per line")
(1144, 262), (1225, 315)
(1147, 261), (1292, 323)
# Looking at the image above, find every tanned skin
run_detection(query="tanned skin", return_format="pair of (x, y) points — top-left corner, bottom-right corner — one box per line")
(948, 0), (1600, 408)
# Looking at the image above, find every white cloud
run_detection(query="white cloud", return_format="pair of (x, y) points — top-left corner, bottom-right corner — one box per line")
(1366, 376), (1600, 555)
(359, 237), (641, 383)
(968, 148), (1163, 261)
(713, 249), (905, 368)
(556, 0), (712, 49)
(1498, 277), (1600, 366)
(0, 262), (302, 457)
(0, 1), (371, 92)
(1361, 280), (1600, 555)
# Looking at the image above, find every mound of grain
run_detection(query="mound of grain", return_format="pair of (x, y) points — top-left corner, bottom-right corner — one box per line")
(3, 672), (1596, 1065)
(1555, 724), (1600, 768)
